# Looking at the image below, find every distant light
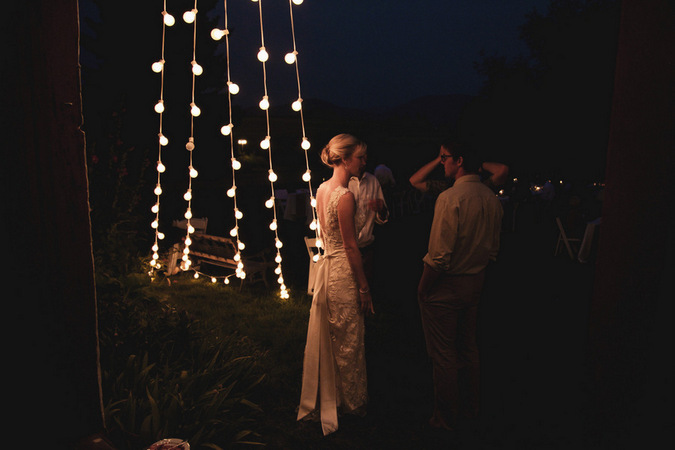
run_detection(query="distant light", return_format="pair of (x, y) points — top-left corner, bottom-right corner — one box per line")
(183, 9), (196, 24)
(285, 52), (297, 64)
(257, 47), (269, 62)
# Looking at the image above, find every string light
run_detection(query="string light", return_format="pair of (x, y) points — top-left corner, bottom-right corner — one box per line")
(149, 0), (172, 273)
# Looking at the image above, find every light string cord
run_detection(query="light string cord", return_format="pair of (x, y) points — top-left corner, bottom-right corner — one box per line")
(149, 0), (173, 272)
(254, 0), (288, 299)
(286, 0), (320, 250)
(217, 0), (247, 280)
(180, 0), (202, 272)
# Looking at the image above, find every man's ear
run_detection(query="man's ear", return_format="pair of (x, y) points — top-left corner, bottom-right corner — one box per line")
(456, 156), (464, 167)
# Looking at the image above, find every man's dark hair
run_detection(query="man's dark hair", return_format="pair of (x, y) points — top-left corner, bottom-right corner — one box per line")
(441, 140), (483, 174)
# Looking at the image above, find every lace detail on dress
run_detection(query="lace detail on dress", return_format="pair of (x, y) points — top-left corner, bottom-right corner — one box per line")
(319, 185), (368, 413)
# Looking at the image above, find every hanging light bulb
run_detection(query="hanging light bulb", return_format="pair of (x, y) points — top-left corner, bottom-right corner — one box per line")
(268, 170), (277, 182)
(292, 99), (302, 111)
(186, 137), (195, 151)
(259, 96), (270, 110)
(275, 239), (284, 249)
(230, 226), (238, 237)
(292, 0), (304, 5)
(312, 254), (320, 262)
(265, 197), (275, 209)
(275, 265), (282, 275)
(151, 219), (159, 229)
(151, 203), (160, 214)
(184, 209), (192, 219)
(211, 28), (226, 40)
(231, 158), (241, 170)
(228, 82), (239, 95)
(185, 237), (192, 246)
(190, 102), (201, 117)
(309, 219), (317, 230)
(191, 61), (203, 76)
(269, 220), (277, 231)
(188, 224), (195, 234)
(152, 60), (165, 73)
(310, 196), (317, 208)
(183, 189), (192, 201)
(224, 277), (230, 285)
(158, 133), (169, 146)
(302, 170), (311, 182)
(189, 166), (198, 178)
(257, 47), (269, 62)
(154, 184), (162, 196)
(234, 208), (243, 219)
(220, 123), (233, 136)
(284, 52), (297, 64)
(154, 100), (165, 114)
(157, 232), (165, 240)
(183, 9), (197, 23)
(260, 137), (270, 150)
(163, 11), (175, 26)
(157, 161), (166, 173)
(301, 137), (311, 150)
(238, 241), (246, 250)
(275, 253), (282, 263)
(227, 186), (236, 197)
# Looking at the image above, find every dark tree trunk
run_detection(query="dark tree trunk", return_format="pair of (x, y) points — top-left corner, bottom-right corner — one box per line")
(587, 0), (674, 447)
(3, 0), (104, 446)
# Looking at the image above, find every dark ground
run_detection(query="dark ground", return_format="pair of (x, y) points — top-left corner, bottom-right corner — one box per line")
(249, 200), (612, 449)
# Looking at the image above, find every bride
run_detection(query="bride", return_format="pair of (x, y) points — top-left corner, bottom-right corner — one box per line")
(297, 134), (375, 435)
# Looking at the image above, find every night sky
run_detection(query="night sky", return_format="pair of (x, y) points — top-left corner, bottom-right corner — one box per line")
(80, 0), (550, 110)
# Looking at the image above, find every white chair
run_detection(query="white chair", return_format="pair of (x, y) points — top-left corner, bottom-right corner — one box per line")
(304, 236), (320, 295)
(554, 217), (581, 260)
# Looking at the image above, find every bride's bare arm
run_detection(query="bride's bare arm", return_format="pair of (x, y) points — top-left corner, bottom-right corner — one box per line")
(337, 191), (374, 314)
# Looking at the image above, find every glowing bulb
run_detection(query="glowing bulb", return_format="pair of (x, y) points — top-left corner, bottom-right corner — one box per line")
(257, 47), (269, 62)
(183, 247), (190, 255)
(151, 204), (159, 213)
(275, 253), (282, 263)
(155, 162), (166, 174)
(221, 124), (232, 136)
(191, 61), (203, 76)
(185, 237), (192, 246)
(235, 208), (243, 219)
(228, 82), (239, 94)
(275, 239), (284, 249)
(186, 138), (195, 151)
(190, 103), (201, 117)
(210, 28), (225, 40)
(230, 227), (238, 237)
(275, 265), (281, 275)
(269, 220), (277, 231)
(211, 277), (217, 283)
(284, 52), (296, 64)
(302, 170), (311, 182)
(260, 137), (270, 150)
(316, 239), (323, 248)
(194, 272), (199, 279)
(183, 9), (196, 23)
(154, 100), (165, 114)
(292, 0), (304, 5)
(234, 252), (241, 262)
(188, 224), (195, 234)
(310, 196), (317, 207)
(259, 96), (269, 110)
(227, 186), (236, 197)
(154, 184), (162, 195)
(231, 158), (241, 170)
(309, 219), (317, 230)
(189, 166), (198, 178)
(158, 133), (168, 146)
(183, 190), (192, 201)
(151, 219), (159, 229)
(238, 241), (245, 250)
(268, 170), (277, 182)
(278, 276), (284, 284)
(158, 232), (165, 240)
(301, 138), (311, 150)
(237, 262), (244, 270)
(313, 254), (320, 262)
(184, 209), (192, 219)
(292, 99), (302, 111)
(265, 197), (274, 209)
(163, 12), (175, 26)
(224, 277), (230, 284)
(152, 60), (164, 73)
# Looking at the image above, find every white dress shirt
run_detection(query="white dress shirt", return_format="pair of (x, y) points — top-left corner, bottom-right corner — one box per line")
(348, 172), (389, 247)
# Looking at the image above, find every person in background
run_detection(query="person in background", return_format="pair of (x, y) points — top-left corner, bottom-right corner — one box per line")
(409, 141), (509, 196)
(348, 159), (389, 287)
(416, 141), (503, 432)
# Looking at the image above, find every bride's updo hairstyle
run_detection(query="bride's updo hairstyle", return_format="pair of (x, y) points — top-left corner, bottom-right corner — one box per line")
(320, 133), (367, 167)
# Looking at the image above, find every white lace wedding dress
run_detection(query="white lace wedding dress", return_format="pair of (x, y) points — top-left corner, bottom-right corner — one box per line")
(297, 184), (368, 435)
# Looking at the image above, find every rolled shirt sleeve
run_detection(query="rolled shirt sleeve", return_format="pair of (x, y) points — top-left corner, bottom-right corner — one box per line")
(422, 193), (458, 272)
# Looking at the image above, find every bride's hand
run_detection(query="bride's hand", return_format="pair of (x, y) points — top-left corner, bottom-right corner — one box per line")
(359, 291), (374, 315)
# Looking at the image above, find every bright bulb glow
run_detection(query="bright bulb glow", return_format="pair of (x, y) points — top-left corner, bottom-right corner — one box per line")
(157, 232), (165, 240)
(152, 60), (164, 73)
(227, 187), (236, 198)
(275, 254), (282, 263)
(292, 0), (304, 5)
(157, 162), (166, 173)
(284, 52), (296, 64)
(309, 219), (317, 230)
(310, 197), (317, 208)
(269, 220), (277, 231)
(234, 252), (241, 262)
(220, 124), (232, 136)
(187, 224), (195, 234)
(154, 184), (162, 196)
(151, 204), (159, 213)
(224, 277), (230, 284)
(313, 254), (320, 262)
(231, 158), (241, 170)
(260, 138), (270, 150)
(183, 10), (196, 23)
(191, 61), (203, 76)
(184, 209), (192, 219)
(159, 134), (168, 146)
(265, 197), (274, 208)
(154, 100), (165, 114)
(275, 239), (284, 249)
(184, 190), (192, 201)
(185, 237), (192, 246)
(163, 12), (175, 26)
(235, 208), (243, 219)
(189, 167), (198, 178)
(210, 28), (225, 40)
(228, 82), (239, 95)
(316, 239), (323, 248)
(151, 220), (159, 229)
(259, 96), (269, 110)
(275, 266), (281, 275)
(190, 103), (201, 117)
(268, 170), (277, 182)
(238, 241), (245, 250)
(230, 227), (238, 237)
(257, 47), (269, 62)
(211, 277), (217, 283)
(302, 170), (311, 182)
(292, 100), (302, 111)
(301, 138), (311, 150)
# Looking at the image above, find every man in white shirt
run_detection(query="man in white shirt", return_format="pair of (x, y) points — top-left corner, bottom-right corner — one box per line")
(348, 169), (389, 286)
(417, 141), (503, 432)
